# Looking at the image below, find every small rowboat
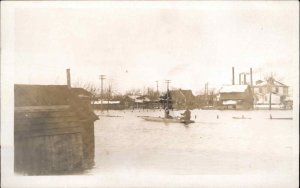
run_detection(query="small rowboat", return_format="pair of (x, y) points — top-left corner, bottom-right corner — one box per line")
(270, 117), (293, 120)
(232, 116), (251, 119)
(269, 115), (293, 120)
(140, 116), (195, 124)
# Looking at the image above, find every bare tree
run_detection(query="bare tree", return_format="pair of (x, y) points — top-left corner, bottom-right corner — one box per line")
(73, 80), (100, 107)
(125, 88), (142, 96)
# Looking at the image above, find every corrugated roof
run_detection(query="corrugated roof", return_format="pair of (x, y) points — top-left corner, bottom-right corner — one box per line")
(219, 85), (249, 93)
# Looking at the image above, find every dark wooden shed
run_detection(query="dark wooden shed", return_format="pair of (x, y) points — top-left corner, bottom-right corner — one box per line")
(14, 84), (98, 175)
(218, 85), (253, 110)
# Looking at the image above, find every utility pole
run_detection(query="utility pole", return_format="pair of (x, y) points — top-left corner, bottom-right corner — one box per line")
(165, 80), (171, 109)
(268, 77), (273, 110)
(206, 82), (209, 106)
(99, 75), (106, 113)
(66, 69), (71, 89)
(107, 84), (111, 112)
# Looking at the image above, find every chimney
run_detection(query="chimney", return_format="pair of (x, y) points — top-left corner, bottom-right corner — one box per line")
(244, 73), (246, 85)
(66, 69), (71, 88)
(232, 67), (235, 85)
(250, 68), (253, 86)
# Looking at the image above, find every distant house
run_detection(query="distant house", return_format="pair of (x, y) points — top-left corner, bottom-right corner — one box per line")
(93, 100), (124, 110)
(169, 89), (195, 109)
(253, 79), (288, 96)
(218, 85), (253, 110)
(252, 79), (290, 109)
(123, 95), (153, 109)
(14, 84), (98, 175)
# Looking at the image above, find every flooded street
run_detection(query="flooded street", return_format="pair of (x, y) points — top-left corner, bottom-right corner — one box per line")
(89, 109), (297, 176)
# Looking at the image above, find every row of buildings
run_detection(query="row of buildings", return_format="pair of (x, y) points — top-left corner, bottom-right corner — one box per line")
(91, 77), (292, 110)
(13, 69), (292, 175)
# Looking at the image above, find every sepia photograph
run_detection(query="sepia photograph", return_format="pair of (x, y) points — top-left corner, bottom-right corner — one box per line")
(1, 1), (299, 187)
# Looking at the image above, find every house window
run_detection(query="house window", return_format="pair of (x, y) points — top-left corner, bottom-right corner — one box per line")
(275, 87), (279, 93)
(259, 88), (262, 93)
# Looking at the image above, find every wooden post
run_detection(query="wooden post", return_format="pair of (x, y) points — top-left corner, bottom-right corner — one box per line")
(269, 88), (272, 110)
(232, 67), (235, 85)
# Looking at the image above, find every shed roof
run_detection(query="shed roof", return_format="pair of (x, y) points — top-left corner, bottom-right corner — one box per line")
(15, 84), (98, 121)
(15, 85), (72, 106)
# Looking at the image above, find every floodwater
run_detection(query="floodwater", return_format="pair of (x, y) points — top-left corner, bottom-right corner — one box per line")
(89, 109), (297, 176)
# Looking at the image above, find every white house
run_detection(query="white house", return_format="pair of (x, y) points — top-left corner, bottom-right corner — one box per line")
(252, 79), (288, 96)
(252, 79), (289, 109)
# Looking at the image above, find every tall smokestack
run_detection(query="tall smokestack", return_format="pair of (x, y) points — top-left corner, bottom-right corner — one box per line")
(66, 69), (71, 88)
(244, 73), (246, 85)
(232, 67), (235, 85)
(239, 73), (241, 85)
(250, 68), (253, 86)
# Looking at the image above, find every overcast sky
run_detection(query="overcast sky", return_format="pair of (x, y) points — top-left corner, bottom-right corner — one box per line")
(13, 2), (298, 94)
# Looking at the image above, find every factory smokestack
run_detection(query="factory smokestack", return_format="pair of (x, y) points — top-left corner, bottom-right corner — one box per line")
(239, 73), (241, 85)
(232, 67), (235, 85)
(66, 69), (71, 88)
(244, 73), (246, 85)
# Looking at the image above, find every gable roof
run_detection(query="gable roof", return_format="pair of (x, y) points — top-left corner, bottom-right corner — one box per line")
(254, 80), (288, 87)
(219, 85), (249, 93)
(170, 89), (195, 99)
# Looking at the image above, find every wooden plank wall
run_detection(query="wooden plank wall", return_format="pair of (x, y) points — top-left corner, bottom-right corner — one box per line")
(14, 107), (95, 175)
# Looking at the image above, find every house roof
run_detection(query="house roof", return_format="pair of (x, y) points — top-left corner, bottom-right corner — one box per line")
(94, 100), (120, 104)
(128, 95), (141, 100)
(254, 80), (288, 87)
(222, 100), (241, 105)
(219, 85), (249, 93)
(170, 89), (195, 99)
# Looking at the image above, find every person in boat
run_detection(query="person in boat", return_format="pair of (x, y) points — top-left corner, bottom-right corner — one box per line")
(180, 108), (191, 121)
(164, 108), (173, 119)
